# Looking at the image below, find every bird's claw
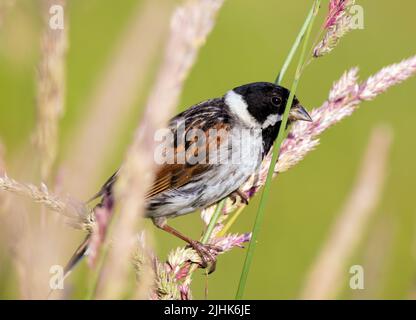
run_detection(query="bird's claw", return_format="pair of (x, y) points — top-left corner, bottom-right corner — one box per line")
(188, 241), (222, 274)
(230, 189), (249, 205)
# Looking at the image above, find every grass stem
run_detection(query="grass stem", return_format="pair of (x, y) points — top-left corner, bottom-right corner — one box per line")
(236, 0), (321, 299)
(218, 3), (319, 240)
(202, 199), (226, 244)
(218, 206), (245, 237)
(275, 6), (315, 85)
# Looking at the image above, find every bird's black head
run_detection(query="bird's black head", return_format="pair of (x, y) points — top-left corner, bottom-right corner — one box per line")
(224, 82), (312, 155)
(225, 82), (311, 129)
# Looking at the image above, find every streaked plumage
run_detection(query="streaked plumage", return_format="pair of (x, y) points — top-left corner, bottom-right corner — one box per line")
(66, 82), (312, 274)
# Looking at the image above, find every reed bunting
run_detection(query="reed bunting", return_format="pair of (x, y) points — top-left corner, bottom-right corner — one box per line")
(66, 82), (312, 274)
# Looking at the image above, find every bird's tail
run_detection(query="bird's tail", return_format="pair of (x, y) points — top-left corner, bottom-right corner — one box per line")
(63, 234), (91, 278)
(47, 234), (90, 299)
(62, 172), (118, 280)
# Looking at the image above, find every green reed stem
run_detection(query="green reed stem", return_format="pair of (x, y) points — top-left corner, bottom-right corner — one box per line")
(215, 3), (319, 246)
(201, 198), (226, 244)
(236, 0), (321, 299)
(275, 7), (315, 85)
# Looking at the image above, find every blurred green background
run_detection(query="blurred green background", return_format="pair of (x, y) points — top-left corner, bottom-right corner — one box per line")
(0, 0), (416, 299)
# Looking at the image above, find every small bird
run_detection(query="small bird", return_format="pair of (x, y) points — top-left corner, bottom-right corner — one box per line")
(66, 82), (312, 274)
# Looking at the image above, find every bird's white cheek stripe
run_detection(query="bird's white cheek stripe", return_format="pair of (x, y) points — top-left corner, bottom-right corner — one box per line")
(262, 114), (281, 129)
(225, 90), (258, 127)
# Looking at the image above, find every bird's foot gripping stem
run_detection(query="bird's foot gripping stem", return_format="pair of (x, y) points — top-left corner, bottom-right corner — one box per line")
(187, 240), (222, 274)
(153, 218), (222, 274)
(230, 189), (249, 205)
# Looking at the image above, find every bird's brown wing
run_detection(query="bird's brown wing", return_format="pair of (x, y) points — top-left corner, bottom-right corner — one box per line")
(145, 120), (231, 199)
(145, 163), (211, 199)
(90, 98), (232, 201)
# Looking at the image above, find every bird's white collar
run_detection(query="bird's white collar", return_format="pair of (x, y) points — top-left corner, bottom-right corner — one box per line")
(225, 90), (258, 127)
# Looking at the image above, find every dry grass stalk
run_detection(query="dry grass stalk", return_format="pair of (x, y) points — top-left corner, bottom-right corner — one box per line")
(0, 171), (92, 298)
(276, 55), (416, 173)
(132, 241), (156, 299)
(0, 173), (93, 229)
(300, 125), (393, 299)
(219, 55), (416, 218)
(94, 0), (224, 299)
(313, 0), (356, 57)
(34, 0), (68, 181)
(353, 215), (394, 299)
(151, 233), (250, 300)
(0, 173), (65, 212)
(62, 0), (172, 198)
(0, 0), (70, 292)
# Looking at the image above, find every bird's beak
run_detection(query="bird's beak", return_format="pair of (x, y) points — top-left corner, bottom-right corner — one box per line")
(289, 104), (313, 122)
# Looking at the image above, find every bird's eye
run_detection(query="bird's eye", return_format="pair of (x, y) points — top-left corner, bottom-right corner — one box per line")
(271, 96), (282, 106)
